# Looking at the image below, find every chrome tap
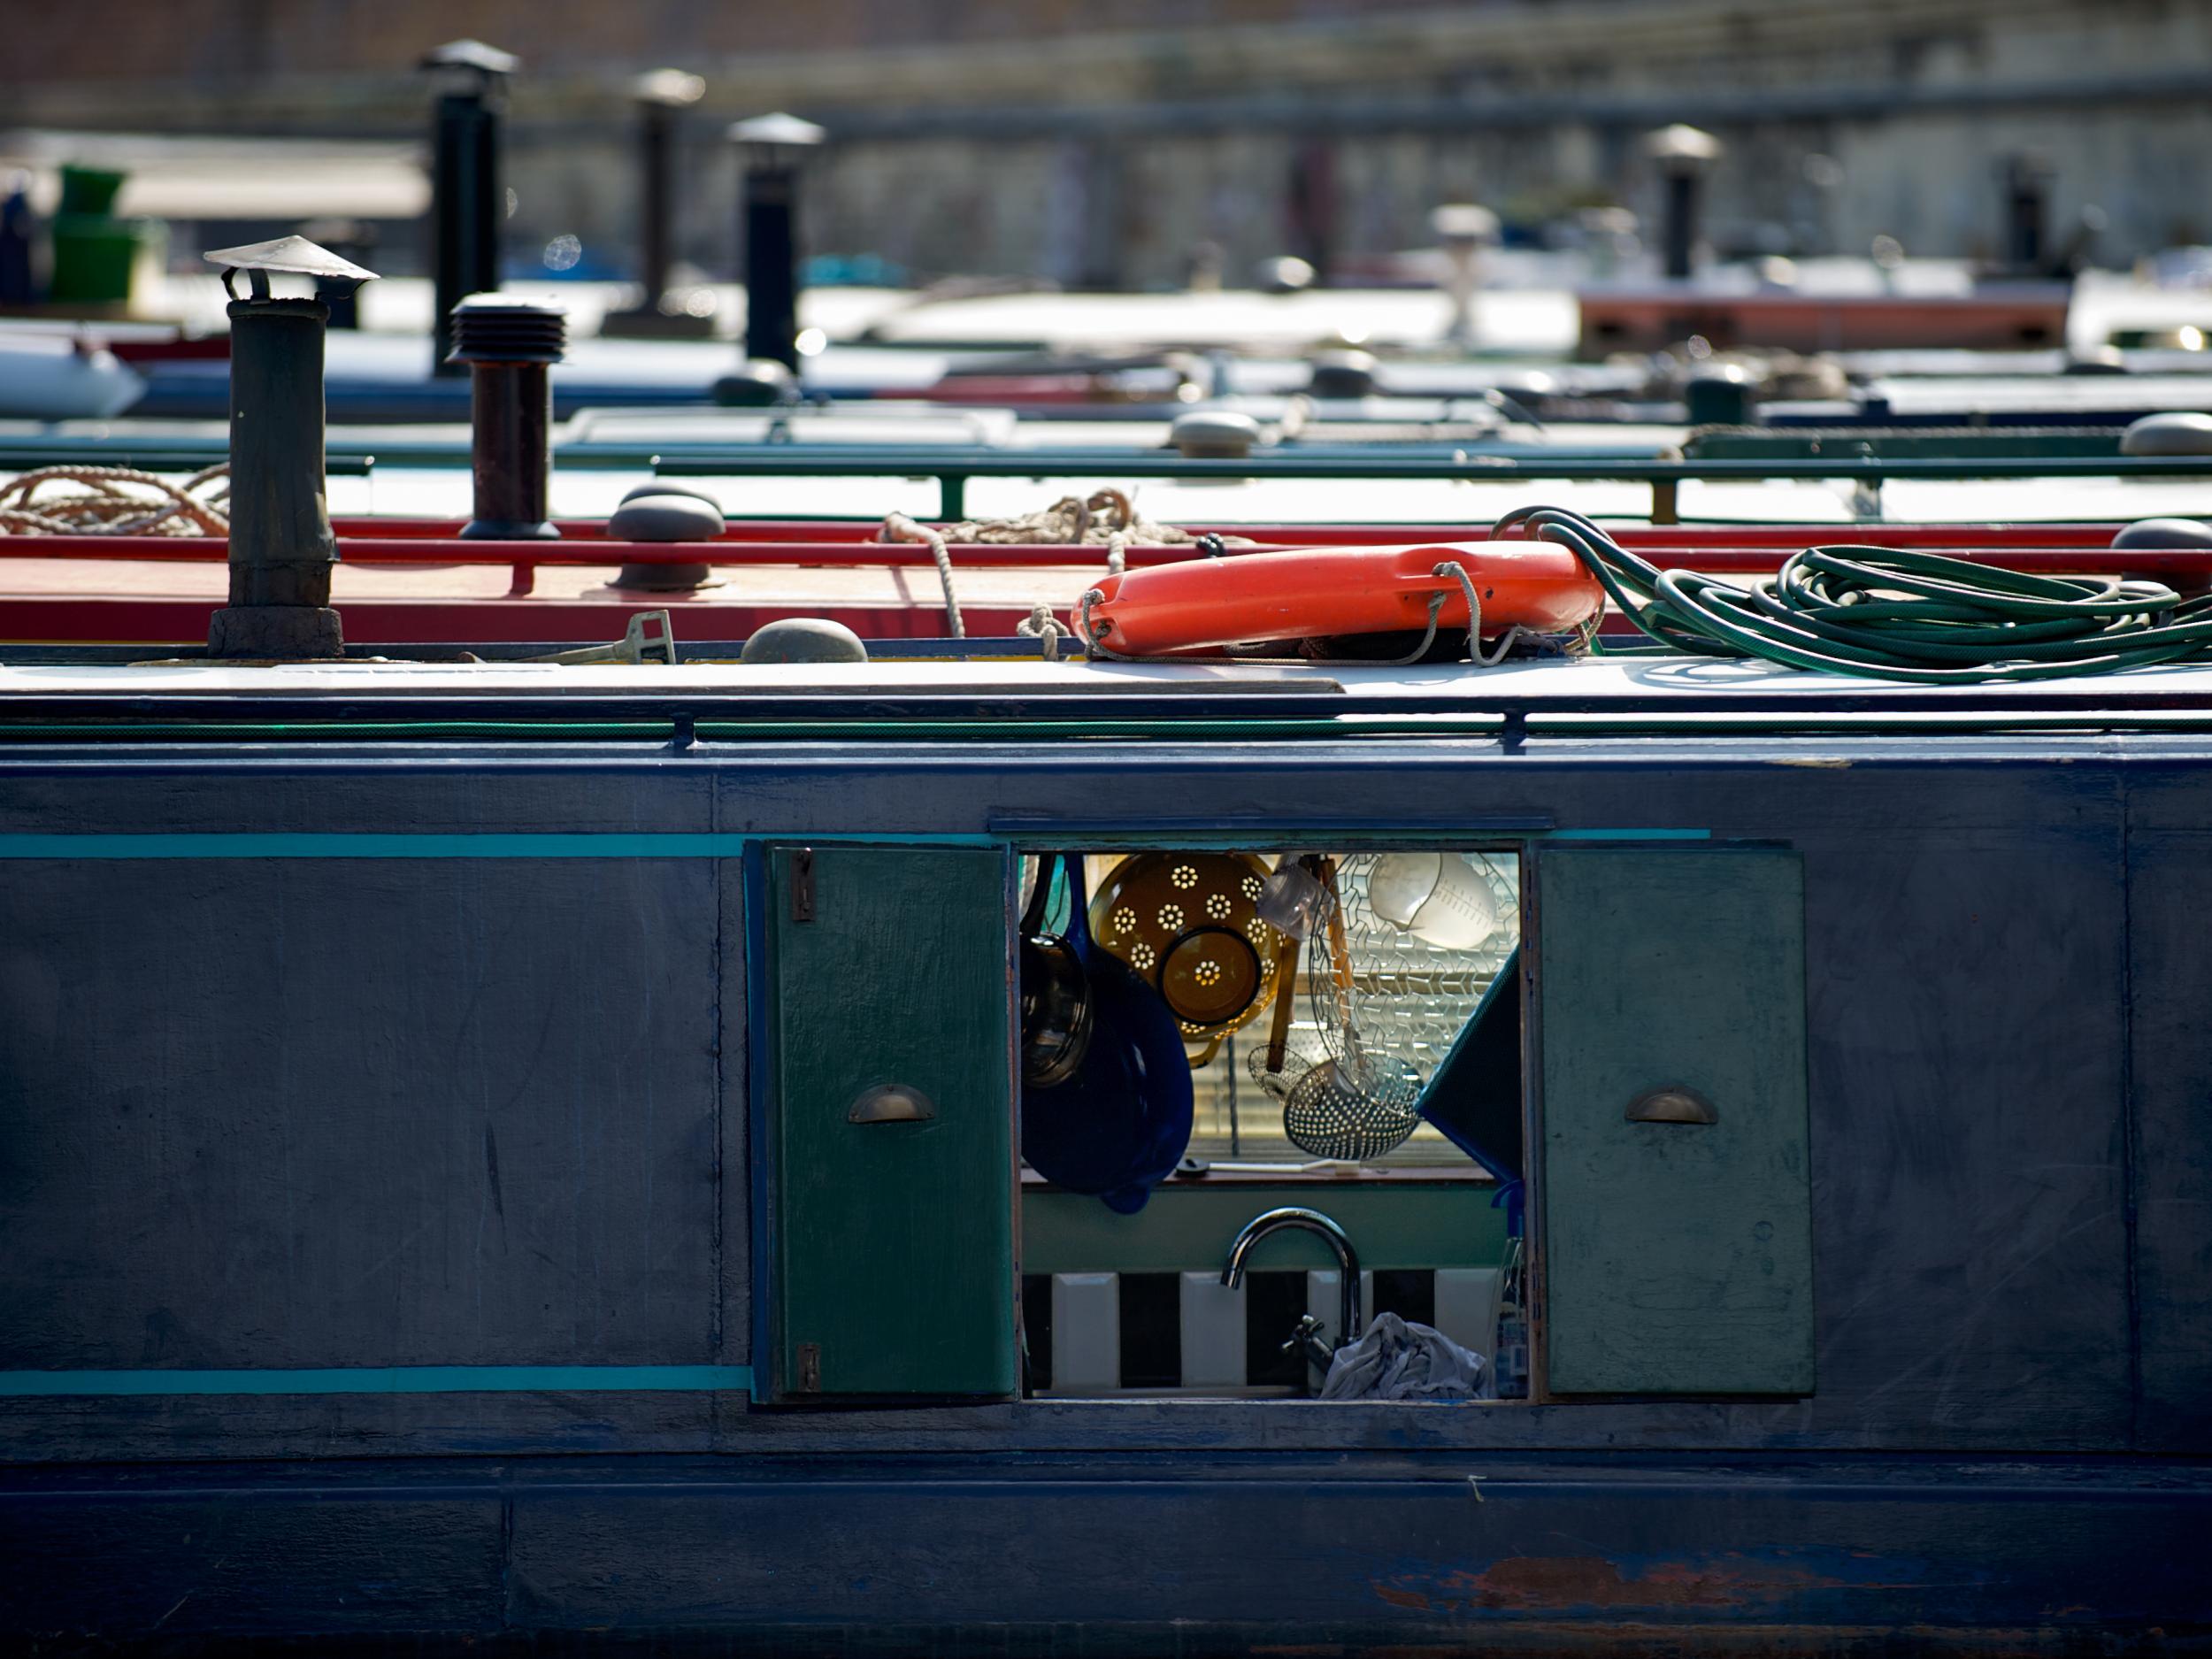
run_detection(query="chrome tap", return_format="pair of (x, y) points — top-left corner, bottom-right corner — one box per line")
(1221, 1207), (1362, 1378)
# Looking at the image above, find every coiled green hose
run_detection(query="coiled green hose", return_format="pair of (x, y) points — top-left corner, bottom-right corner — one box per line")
(1507, 504), (2212, 683)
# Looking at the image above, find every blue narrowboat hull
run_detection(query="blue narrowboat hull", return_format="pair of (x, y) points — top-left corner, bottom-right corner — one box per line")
(4, 1453), (2207, 1651)
(3, 655), (2209, 1651)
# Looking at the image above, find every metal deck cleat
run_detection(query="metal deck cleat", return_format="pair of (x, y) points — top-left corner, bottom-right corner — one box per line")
(530, 611), (679, 665)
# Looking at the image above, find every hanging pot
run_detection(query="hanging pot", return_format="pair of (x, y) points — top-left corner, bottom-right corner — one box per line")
(1019, 858), (1094, 1087)
(1020, 853), (1194, 1213)
(1087, 851), (1284, 1066)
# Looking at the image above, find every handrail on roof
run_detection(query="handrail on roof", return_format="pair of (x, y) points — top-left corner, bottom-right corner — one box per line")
(5, 440), (2211, 524)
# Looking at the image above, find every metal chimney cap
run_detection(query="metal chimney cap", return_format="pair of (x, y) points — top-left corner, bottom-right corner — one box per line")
(1641, 123), (1723, 166)
(1431, 203), (1500, 244)
(727, 112), (827, 150)
(205, 235), (380, 301)
(421, 39), (519, 76)
(634, 68), (707, 106)
(446, 294), (569, 365)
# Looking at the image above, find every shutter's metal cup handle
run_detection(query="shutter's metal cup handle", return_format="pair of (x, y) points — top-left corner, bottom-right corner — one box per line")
(1626, 1086), (1717, 1125)
(849, 1084), (937, 1125)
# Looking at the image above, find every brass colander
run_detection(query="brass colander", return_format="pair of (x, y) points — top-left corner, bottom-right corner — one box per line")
(1088, 852), (1282, 1064)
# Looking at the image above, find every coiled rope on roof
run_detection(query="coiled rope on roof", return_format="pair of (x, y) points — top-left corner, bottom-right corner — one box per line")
(0, 465), (230, 537)
(1514, 503), (2212, 683)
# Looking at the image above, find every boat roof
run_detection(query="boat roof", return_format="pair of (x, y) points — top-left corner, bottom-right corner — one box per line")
(7, 649), (2212, 722)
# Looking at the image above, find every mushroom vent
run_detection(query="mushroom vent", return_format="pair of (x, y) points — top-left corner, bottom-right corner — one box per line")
(447, 297), (568, 365)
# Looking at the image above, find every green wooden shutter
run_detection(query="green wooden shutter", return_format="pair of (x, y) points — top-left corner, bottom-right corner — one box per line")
(1535, 845), (1814, 1396)
(766, 843), (1017, 1400)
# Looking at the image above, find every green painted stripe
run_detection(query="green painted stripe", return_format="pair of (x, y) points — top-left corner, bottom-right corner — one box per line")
(0, 1364), (752, 1396)
(0, 833), (993, 859)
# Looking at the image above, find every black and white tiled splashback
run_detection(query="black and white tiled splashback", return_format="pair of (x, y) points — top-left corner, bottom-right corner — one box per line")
(1021, 1268), (1502, 1394)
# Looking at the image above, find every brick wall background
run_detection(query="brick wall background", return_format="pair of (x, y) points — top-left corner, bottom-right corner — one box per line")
(7, 0), (2208, 284)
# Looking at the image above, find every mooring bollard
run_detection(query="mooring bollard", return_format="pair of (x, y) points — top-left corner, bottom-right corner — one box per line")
(202, 237), (377, 660)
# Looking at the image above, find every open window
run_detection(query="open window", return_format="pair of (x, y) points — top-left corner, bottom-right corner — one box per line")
(757, 838), (1815, 1411)
(1016, 847), (1526, 1401)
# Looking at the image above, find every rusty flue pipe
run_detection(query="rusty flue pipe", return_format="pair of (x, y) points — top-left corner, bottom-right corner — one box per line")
(449, 296), (565, 541)
(204, 236), (377, 659)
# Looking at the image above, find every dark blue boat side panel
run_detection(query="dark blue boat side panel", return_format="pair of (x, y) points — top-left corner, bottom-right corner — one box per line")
(0, 739), (2193, 1471)
(1785, 816), (2133, 1452)
(2122, 826), (2212, 1453)
(0, 856), (726, 1370)
(0, 735), (2207, 1648)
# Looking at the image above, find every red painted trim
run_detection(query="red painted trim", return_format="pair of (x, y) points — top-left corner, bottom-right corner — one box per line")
(12, 521), (2200, 647)
(0, 596), (1043, 647)
(10, 528), (2167, 573)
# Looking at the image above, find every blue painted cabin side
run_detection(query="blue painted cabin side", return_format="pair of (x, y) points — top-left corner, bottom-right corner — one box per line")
(0, 721), (2208, 1650)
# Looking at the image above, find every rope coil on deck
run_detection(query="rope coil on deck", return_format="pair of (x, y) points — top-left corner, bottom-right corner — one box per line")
(884, 488), (1252, 556)
(0, 465), (231, 537)
(1514, 503), (2212, 683)
(878, 488), (1260, 646)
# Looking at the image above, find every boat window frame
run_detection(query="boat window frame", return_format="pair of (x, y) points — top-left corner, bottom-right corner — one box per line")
(1004, 829), (1540, 1408)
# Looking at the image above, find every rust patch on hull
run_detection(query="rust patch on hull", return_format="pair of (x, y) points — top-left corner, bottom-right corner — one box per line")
(1379, 1552), (1853, 1616)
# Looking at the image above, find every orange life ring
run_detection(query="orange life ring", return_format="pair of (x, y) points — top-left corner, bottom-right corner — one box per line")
(1079, 540), (1604, 657)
